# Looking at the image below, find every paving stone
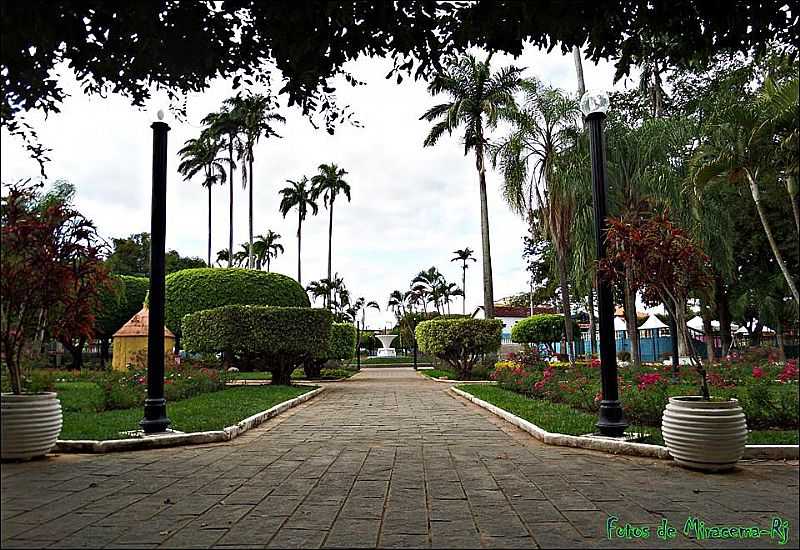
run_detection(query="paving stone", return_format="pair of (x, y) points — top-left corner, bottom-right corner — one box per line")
(1, 367), (797, 549)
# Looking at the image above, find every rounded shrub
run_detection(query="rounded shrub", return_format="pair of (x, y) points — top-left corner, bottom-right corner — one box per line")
(181, 305), (332, 384)
(415, 318), (502, 380)
(511, 314), (576, 346)
(161, 268), (309, 335)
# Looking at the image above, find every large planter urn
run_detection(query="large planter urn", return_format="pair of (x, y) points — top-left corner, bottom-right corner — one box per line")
(661, 396), (747, 472)
(1, 393), (63, 460)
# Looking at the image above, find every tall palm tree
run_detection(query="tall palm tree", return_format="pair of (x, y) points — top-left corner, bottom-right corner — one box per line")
(421, 53), (522, 319)
(279, 176), (318, 284)
(226, 93), (285, 268)
(216, 248), (230, 267)
(177, 132), (227, 266)
(451, 247), (476, 314)
(310, 163), (351, 307)
(202, 106), (242, 267)
(388, 289), (406, 319)
(493, 78), (581, 361)
(253, 230), (284, 271)
(442, 283), (463, 315)
(694, 103), (799, 303)
(232, 242), (250, 267)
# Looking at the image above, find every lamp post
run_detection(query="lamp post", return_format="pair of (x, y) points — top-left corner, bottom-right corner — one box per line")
(140, 109), (172, 434)
(581, 90), (628, 437)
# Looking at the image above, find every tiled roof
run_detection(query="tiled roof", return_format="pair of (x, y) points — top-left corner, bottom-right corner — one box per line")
(113, 307), (175, 338)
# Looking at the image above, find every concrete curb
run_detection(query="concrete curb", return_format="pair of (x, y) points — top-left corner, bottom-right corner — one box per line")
(54, 385), (324, 454)
(416, 370), (496, 384)
(449, 387), (799, 461)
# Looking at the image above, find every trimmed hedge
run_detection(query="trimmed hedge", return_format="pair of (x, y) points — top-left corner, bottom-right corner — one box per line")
(181, 305), (332, 384)
(511, 314), (576, 346)
(161, 268), (309, 334)
(416, 318), (502, 380)
(329, 323), (357, 361)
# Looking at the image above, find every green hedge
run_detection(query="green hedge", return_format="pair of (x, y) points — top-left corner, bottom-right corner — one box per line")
(511, 314), (575, 345)
(160, 268), (309, 334)
(416, 318), (502, 380)
(181, 305), (331, 384)
(329, 323), (357, 361)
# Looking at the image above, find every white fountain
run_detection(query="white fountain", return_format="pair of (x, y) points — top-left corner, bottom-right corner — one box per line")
(376, 334), (397, 357)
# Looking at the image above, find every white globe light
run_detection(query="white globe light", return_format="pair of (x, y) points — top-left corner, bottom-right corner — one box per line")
(580, 90), (610, 116)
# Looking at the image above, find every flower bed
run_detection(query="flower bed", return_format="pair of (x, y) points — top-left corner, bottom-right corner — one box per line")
(491, 349), (798, 444)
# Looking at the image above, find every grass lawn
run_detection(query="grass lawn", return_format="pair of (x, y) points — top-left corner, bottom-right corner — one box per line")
(229, 367), (357, 381)
(420, 368), (493, 381)
(60, 385), (313, 441)
(458, 384), (798, 446)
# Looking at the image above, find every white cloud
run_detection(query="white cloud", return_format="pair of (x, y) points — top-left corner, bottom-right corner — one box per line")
(1, 44), (632, 328)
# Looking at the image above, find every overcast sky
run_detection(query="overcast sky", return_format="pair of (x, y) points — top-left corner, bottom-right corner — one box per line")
(1, 44), (637, 329)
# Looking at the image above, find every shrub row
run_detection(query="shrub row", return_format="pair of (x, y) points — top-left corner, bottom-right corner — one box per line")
(511, 314), (577, 345)
(182, 305), (332, 384)
(416, 318), (502, 380)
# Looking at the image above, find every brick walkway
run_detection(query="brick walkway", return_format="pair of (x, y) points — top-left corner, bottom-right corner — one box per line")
(1, 368), (798, 548)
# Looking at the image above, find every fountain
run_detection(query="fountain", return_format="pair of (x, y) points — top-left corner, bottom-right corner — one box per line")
(376, 334), (397, 357)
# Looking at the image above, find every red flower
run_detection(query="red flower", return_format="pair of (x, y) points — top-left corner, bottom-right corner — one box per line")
(137, 376), (146, 385)
(590, 359), (601, 368)
(752, 366), (764, 379)
(636, 372), (663, 390)
(777, 360), (798, 383)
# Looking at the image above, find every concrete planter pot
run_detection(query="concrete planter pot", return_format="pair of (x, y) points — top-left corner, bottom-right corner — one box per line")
(1, 392), (63, 460)
(661, 396), (747, 472)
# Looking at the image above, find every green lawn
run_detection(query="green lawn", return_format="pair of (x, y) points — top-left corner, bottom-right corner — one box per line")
(229, 367), (357, 381)
(60, 385), (313, 440)
(457, 384), (798, 446)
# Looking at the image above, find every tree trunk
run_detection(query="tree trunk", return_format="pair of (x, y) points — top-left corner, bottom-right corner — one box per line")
(228, 139), (234, 268)
(462, 265), (466, 315)
(327, 199), (334, 308)
(787, 174), (799, 237)
(297, 211), (303, 284)
(207, 184), (212, 267)
(747, 170), (799, 302)
(700, 297), (715, 365)
(475, 145), (495, 319)
(556, 252), (575, 363)
(675, 302), (690, 357)
(62, 336), (86, 369)
(749, 320), (763, 348)
(776, 320), (786, 361)
(588, 285), (597, 356)
(248, 156), (254, 269)
(714, 275), (732, 356)
(623, 268), (641, 367)
(99, 337), (110, 370)
(572, 46), (586, 96)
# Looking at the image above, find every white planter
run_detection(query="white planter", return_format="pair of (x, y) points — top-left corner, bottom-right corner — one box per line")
(1, 392), (63, 460)
(661, 396), (747, 472)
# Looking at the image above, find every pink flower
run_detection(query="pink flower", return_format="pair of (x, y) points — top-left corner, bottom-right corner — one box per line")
(637, 372), (663, 390)
(777, 360), (798, 383)
(752, 367), (764, 379)
(590, 359), (601, 368)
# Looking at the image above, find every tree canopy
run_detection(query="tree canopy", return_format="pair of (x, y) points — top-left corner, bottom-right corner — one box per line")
(2, 2), (797, 171)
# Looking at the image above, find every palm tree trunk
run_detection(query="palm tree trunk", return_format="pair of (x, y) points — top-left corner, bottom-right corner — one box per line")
(207, 184), (212, 267)
(297, 212), (302, 284)
(675, 300), (690, 357)
(588, 285), (597, 356)
(462, 264), (466, 315)
(248, 156), (254, 269)
(228, 140), (234, 268)
(746, 170), (799, 302)
(556, 251), (575, 362)
(572, 46), (586, 96)
(475, 146), (495, 319)
(701, 297), (716, 365)
(787, 175), (799, 237)
(327, 199), (334, 308)
(623, 268), (641, 367)
(714, 274), (732, 356)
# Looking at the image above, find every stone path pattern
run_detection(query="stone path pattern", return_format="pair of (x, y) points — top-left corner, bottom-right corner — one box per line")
(1, 368), (798, 549)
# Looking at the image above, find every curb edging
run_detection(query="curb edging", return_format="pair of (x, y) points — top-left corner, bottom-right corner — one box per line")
(449, 387), (799, 461)
(54, 385), (324, 454)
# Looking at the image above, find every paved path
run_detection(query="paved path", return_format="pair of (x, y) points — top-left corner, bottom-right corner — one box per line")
(2, 368), (798, 548)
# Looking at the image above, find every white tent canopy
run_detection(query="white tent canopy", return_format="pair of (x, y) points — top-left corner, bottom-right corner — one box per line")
(639, 314), (668, 331)
(687, 315), (705, 332)
(735, 325), (749, 334)
(613, 316), (628, 332)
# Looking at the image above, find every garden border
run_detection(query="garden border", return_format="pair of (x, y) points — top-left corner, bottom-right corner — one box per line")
(449, 386), (799, 461)
(417, 371), (496, 384)
(53, 385), (324, 454)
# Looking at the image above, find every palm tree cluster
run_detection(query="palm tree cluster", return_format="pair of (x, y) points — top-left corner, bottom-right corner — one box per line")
(387, 263), (470, 321)
(425, 45), (797, 364)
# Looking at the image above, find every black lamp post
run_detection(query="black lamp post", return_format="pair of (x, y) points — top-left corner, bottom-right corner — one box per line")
(581, 90), (628, 437)
(140, 110), (172, 434)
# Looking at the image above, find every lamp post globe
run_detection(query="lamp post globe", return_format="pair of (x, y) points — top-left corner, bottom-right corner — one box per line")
(581, 89), (628, 437)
